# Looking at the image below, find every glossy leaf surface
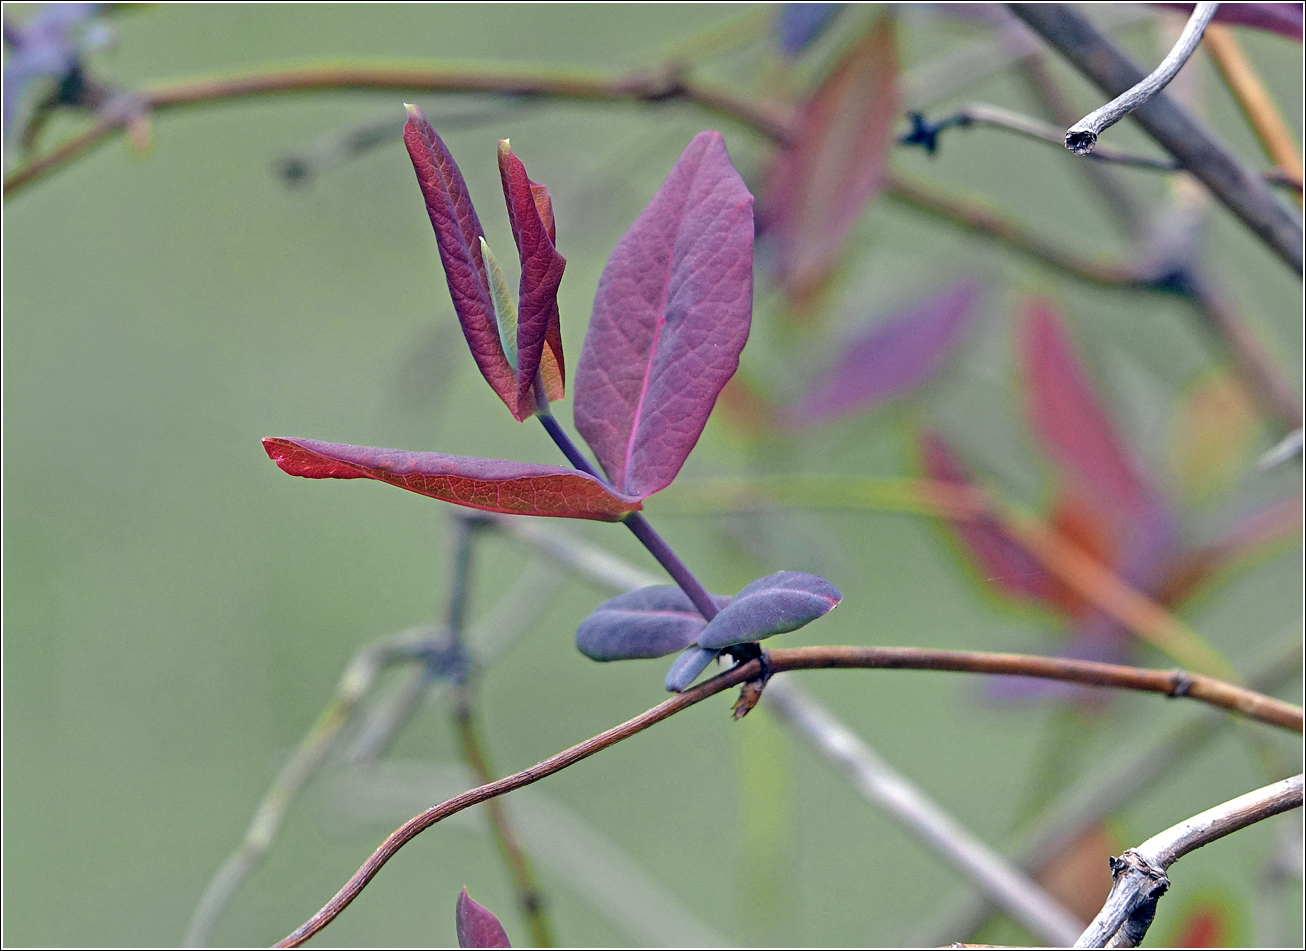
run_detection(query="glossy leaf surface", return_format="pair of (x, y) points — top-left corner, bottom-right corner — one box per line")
(576, 586), (728, 661)
(696, 571), (841, 650)
(456, 888), (511, 949)
(263, 438), (641, 521)
(574, 131), (754, 500)
(1020, 301), (1151, 520)
(787, 277), (982, 425)
(664, 646), (721, 693)
(499, 139), (566, 405)
(761, 16), (897, 300)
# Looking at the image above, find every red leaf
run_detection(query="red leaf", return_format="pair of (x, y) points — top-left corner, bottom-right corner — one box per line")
(921, 432), (1062, 606)
(403, 106), (517, 416)
(761, 16), (897, 301)
(573, 131), (754, 500)
(456, 888), (511, 949)
(263, 438), (641, 521)
(498, 140), (566, 406)
(1020, 300), (1151, 523)
(786, 277), (983, 425)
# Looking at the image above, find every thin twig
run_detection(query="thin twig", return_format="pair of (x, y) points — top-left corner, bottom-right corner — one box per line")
(274, 647), (1301, 946)
(1064, 3), (1219, 154)
(764, 680), (1083, 946)
(1074, 773), (1304, 948)
(917, 633), (1303, 945)
(1009, 3), (1304, 275)
(2, 60), (788, 197)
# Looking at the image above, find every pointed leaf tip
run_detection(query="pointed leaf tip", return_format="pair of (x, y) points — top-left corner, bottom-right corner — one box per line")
(696, 571), (841, 650)
(574, 131), (754, 499)
(262, 437), (641, 521)
(456, 888), (511, 949)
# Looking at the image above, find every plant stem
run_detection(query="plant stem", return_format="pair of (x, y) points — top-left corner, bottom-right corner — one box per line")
(535, 411), (719, 620)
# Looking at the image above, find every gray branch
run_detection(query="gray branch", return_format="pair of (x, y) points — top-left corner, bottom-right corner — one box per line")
(1065, 3), (1219, 154)
(1075, 773), (1304, 948)
(1008, 3), (1304, 275)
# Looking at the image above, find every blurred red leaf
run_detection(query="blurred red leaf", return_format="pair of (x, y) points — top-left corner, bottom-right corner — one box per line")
(761, 16), (897, 301)
(263, 437), (642, 521)
(1020, 300), (1152, 525)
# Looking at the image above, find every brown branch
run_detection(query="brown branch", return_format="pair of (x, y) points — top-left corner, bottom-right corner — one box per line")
(1008, 4), (1303, 276)
(275, 648), (1301, 946)
(3, 61), (789, 197)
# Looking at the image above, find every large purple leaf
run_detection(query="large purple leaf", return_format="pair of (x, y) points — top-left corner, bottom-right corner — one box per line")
(1155, 3), (1303, 41)
(576, 586), (729, 661)
(920, 432), (1062, 606)
(696, 571), (841, 650)
(403, 106), (517, 416)
(456, 888), (511, 949)
(263, 437), (641, 521)
(1020, 300), (1152, 522)
(573, 131), (754, 500)
(785, 277), (983, 426)
(498, 140), (566, 406)
(761, 16), (897, 300)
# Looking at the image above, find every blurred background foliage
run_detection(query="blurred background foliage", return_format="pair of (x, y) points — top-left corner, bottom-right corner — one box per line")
(3, 3), (1301, 947)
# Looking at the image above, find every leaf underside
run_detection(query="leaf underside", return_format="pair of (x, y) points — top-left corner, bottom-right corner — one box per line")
(263, 437), (641, 521)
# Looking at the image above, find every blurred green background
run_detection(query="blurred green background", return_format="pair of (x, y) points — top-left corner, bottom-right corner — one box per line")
(4, 4), (1301, 947)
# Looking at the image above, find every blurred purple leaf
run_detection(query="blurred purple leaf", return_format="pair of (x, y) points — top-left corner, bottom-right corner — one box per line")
(577, 586), (729, 661)
(665, 645), (721, 692)
(920, 432), (1062, 605)
(785, 277), (983, 426)
(498, 139), (566, 406)
(456, 888), (511, 949)
(262, 437), (642, 521)
(1020, 300), (1152, 522)
(1155, 3), (1303, 41)
(697, 571), (842, 650)
(761, 16), (897, 301)
(775, 3), (845, 56)
(573, 131), (754, 500)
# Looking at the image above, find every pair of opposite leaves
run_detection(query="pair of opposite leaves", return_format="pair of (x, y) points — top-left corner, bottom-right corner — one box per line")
(264, 106), (839, 689)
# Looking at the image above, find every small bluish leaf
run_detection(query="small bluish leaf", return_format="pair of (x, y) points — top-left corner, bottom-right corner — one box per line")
(785, 277), (983, 426)
(456, 888), (511, 949)
(576, 586), (727, 661)
(665, 646), (721, 692)
(262, 437), (642, 521)
(574, 131), (754, 500)
(775, 3), (845, 56)
(696, 571), (842, 650)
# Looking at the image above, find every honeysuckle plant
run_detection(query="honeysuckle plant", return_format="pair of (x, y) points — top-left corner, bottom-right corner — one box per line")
(263, 105), (841, 692)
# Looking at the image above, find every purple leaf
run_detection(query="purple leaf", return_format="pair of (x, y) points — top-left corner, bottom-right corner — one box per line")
(499, 140), (566, 406)
(786, 277), (983, 426)
(696, 571), (841, 650)
(403, 106), (516, 415)
(761, 16), (897, 300)
(1020, 300), (1151, 522)
(4, 2), (108, 144)
(576, 586), (729, 661)
(665, 645), (721, 692)
(573, 131), (754, 500)
(456, 888), (511, 949)
(262, 437), (642, 521)
(1155, 3), (1303, 41)
(920, 432), (1062, 605)
(776, 3), (845, 56)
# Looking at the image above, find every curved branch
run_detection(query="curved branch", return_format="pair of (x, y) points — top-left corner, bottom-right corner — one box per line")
(3, 61), (788, 197)
(275, 647), (1301, 946)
